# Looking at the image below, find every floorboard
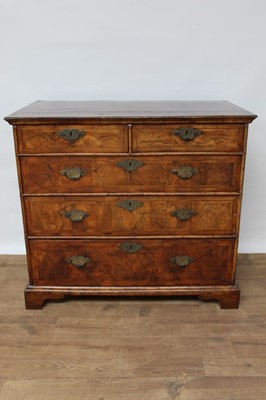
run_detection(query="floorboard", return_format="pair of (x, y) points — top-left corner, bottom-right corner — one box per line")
(0, 254), (265, 399)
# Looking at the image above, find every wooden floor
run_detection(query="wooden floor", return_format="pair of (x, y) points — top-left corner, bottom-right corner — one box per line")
(0, 254), (266, 399)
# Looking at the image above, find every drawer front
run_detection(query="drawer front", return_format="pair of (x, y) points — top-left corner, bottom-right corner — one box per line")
(29, 238), (235, 286)
(25, 196), (238, 236)
(17, 124), (128, 153)
(132, 124), (244, 152)
(21, 155), (241, 193)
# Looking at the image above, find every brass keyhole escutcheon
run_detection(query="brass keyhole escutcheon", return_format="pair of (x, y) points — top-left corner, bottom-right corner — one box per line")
(116, 159), (145, 172)
(57, 129), (85, 142)
(119, 242), (144, 253)
(172, 127), (202, 141)
(116, 199), (144, 212)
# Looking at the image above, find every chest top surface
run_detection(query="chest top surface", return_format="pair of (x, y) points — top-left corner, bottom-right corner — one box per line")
(5, 100), (257, 124)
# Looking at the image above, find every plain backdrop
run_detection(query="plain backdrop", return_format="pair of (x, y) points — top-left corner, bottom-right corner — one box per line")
(0, 0), (265, 254)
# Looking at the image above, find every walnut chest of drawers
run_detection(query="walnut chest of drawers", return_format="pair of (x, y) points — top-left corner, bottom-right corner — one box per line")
(5, 100), (257, 309)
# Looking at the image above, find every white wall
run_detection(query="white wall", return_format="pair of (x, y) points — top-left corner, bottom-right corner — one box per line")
(0, 0), (265, 253)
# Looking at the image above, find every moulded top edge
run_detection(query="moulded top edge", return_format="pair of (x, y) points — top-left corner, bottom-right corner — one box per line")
(4, 100), (257, 125)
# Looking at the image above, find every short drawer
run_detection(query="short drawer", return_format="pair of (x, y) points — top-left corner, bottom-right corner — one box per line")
(132, 124), (244, 152)
(29, 238), (235, 286)
(25, 195), (239, 236)
(20, 155), (242, 193)
(17, 124), (128, 153)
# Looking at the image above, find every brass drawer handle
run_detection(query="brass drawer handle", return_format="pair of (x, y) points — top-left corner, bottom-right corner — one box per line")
(169, 255), (193, 267)
(60, 166), (87, 180)
(171, 208), (198, 221)
(171, 166), (198, 180)
(57, 129), (85, 142)
(119, 241), (143, 253)
(63, 209), (89, 222)
(172, 127), (202, 141)
(116, 199), (144, 212)
(116, 159), (144, 172)
(66, 255), (91, 268)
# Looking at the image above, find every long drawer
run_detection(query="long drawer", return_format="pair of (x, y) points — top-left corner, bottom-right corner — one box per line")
(25, 195), (239, 236)
(132, 124), (244, 152)
(29, 238), (235, 287)
(17, 124), (129, 153)
(20, 155), (242, 193)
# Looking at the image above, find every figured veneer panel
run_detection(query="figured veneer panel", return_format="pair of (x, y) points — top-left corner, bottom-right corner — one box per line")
(132, 124), (244, 152)
(17, 124), (128, 153)
(25, 195), (239, 237)
(29, 238), (235, 287)
(20, 155), (242, 194)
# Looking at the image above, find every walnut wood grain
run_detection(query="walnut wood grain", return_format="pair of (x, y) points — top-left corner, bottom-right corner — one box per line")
(17, 124), (128, 153)
(5, 100), (257, 124)
(24, 284), (240, 309)
(28, 238), (235, 287)
(12, 127), (34, 285)
(132, 124), (244, 152)
(24, 195), (239, 237)
(4, 100), (257, 309)
(20, 155), (242, 194)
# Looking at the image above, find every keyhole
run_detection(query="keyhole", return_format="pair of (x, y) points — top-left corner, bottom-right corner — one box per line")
(129, 161), (132, 167)
(128, 201), (131, 207)
(129, 244), (133, 250)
